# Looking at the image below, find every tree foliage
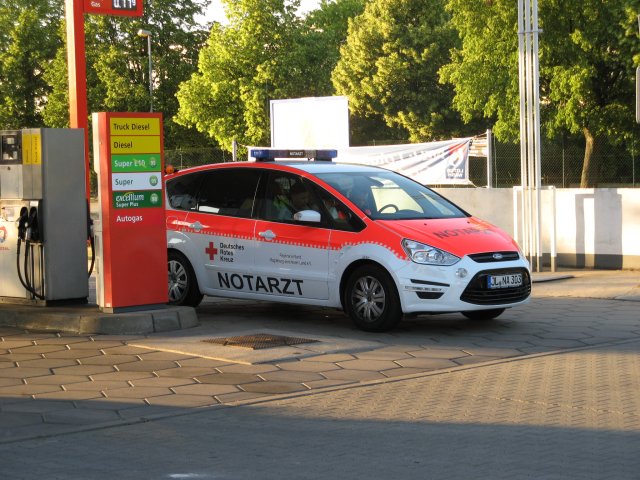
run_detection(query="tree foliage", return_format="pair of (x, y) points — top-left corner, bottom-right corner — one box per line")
(42, 0), (210, 148)
(298, 0), (365, 96)
(0, 0), (63, 129)
(332, 0), (470, 144)
(440, 0), (640, 186)
(176, 0), (365, 150)
(176, 0), (304, 150)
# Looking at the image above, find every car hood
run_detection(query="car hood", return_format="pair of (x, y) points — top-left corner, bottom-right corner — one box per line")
(376, 217), (519, 257)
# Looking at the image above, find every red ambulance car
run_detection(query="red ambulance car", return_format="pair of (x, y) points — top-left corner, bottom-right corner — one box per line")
(165, 149), (531, 332)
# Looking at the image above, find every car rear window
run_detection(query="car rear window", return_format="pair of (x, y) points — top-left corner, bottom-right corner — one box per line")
(167, 168), (261, 219)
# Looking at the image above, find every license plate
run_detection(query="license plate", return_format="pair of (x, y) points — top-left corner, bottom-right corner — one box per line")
(487, 273), (523, 289)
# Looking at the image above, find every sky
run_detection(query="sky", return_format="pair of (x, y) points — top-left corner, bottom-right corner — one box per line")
(201, 0), (321, 24)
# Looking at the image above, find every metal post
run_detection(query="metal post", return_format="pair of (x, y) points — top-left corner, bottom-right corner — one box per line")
(517, 0), (529, 259)
(513, 186), (521, 245)
(137, 29), (153, 112)
(532, 0), (543, 272)
(518, 0), (543, 272)
(549, 186), (557, 272)
(525, 0), (536, 270)
(633, 139), (636, 187)
(65, 0), (91, 201)
(486, 129), (493, 188)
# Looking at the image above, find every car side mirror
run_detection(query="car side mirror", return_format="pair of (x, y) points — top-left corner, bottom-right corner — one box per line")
(293, 209), (321, 223)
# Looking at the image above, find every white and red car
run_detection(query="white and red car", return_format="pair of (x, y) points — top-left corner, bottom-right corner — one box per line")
(165, 149), (531, 331)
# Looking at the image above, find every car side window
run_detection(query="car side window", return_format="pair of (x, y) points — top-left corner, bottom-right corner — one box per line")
(261, 172), (322, 223)
(166, 172), (204, 211)
(314, 186), (366, 232)
(258, 172), (364, 231)
(196, 168), (261, 218)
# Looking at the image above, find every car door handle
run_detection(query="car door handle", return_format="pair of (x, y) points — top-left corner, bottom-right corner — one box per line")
(189, 221), (203, 232)
(258, 229), (276, 240)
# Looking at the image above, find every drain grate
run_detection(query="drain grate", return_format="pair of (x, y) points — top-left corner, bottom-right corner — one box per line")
(202, 333), (318, 350)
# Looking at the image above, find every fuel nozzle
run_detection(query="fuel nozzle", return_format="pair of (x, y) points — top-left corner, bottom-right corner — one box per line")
(27, 207), (39, 242)
(17, 207), (28, 241)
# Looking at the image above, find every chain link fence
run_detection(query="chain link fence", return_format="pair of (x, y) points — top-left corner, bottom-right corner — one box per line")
(469, 136), (639, 188)
(162, 137), (640, 188)
(164, 147), (232, 170)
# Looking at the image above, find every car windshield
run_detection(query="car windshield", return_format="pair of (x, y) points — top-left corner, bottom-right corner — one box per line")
(315, 170), (468, 220)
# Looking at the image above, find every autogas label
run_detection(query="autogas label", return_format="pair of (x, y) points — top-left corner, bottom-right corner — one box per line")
(111, 154), (161, 172)
(112, 172), (161, 191)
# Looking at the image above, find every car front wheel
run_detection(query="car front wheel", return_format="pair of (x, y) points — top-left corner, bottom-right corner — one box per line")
(344, 265), (402, 332)
(168, 250), (203, 307)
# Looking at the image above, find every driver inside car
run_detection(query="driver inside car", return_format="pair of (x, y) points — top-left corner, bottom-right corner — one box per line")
(349, 185), (373, 216)
(274, 181), (315, 220)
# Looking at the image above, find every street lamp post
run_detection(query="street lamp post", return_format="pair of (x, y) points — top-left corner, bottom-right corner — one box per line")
(137, 29), (153, 112)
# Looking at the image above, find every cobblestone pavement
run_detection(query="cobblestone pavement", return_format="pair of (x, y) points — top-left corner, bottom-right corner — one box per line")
(0, 271), (638, 445)
(0, 334), (638, 479)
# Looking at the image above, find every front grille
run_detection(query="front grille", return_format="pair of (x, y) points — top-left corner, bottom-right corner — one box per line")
(460, 268), (531, 305)
(468, 251), (520, 263)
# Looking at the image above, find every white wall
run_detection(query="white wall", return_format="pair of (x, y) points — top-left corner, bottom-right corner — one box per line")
(435, 188), (640, 269)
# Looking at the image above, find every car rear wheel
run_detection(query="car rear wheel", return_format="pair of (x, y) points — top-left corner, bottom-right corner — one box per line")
(168, 250), (203, 307)
(344, 265), (402, 332)
(461, 308), (505, 321)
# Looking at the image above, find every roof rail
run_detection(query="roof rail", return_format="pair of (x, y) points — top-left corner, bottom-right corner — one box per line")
(250, 149), (337, 162)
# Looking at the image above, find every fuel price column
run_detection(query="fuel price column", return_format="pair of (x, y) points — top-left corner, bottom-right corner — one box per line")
(93, 112), (167, 312)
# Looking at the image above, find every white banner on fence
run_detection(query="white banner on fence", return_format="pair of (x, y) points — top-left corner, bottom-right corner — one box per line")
(335, 139), (473, 185)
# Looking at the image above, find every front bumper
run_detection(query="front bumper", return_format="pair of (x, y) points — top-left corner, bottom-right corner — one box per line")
(395, 255), (531, 314)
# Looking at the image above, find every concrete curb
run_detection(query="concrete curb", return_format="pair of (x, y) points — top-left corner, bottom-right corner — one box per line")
(615, 286), (640, 302)
(531, 273), (574, 283)
(0, 304), (198, 335)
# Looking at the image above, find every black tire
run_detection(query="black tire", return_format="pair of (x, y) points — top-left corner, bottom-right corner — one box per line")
(462, 308), (505, 321)
(344, 265), (402, 332)
(168, 250), (203, 307)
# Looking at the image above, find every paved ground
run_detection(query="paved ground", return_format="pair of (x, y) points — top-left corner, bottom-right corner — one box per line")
(0, 269), (639, 478)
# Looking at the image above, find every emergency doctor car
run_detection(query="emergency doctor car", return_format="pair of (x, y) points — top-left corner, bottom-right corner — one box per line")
(165, 149), (531, 332)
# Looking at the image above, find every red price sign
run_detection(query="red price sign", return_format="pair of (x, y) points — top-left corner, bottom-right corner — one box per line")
(84, 0), (143, 17)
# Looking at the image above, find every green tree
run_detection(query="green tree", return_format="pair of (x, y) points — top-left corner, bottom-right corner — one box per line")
(297, 0), (365, 96)
(332, 0), (468, 144)
(0, 0), (63, 129)
(176, 0), (310, 150)
(43, 0), (210, 148)
(440, 0), (639, 187)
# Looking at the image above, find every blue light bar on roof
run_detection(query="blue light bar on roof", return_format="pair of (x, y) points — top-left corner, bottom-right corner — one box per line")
(250, 149), (338, 161)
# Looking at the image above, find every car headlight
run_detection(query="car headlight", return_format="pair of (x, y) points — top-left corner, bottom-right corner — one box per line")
(402, 239), (460, 266)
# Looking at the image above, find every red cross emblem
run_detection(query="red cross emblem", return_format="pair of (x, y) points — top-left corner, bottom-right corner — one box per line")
(205, 242), (217, 261)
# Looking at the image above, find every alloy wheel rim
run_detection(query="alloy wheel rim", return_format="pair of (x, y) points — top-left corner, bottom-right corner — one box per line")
(168, 260), (188, 302)
(351, 275), (385, 323)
